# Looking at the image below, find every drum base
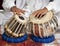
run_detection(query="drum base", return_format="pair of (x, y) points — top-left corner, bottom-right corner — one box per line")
(2, 33), (28, 43)
(31, 34), (55, 43)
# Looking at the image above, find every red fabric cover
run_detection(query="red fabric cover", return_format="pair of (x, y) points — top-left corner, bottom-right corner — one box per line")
(0, 36), (42, 46)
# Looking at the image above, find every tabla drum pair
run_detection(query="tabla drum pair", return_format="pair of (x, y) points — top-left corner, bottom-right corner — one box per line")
(3, 10), (58, 43)
(4, 11), (58, 38)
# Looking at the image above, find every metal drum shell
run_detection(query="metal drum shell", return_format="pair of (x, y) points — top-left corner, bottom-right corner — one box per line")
(29, 11), (58, 38)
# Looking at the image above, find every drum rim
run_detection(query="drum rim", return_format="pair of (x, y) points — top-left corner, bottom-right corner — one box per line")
(31, 34), (55, 43)
(2, 33), (28, 43)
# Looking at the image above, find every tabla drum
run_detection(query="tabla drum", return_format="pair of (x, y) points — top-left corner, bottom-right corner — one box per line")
(4, 14), (28, 37)
(29, 11), (58, 38)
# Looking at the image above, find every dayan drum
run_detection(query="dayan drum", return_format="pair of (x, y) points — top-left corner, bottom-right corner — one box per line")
(29, 11), (58, 38)
(4, 15), (28, 37)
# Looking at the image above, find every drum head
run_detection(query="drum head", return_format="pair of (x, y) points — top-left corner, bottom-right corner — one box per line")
(30, 11), (54, 24)
(15, 15), (28, 24)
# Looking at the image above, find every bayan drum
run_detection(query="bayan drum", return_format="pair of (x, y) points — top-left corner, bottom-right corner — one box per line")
(29, 11), (58, 37)
(4, 14), (28, 37)
(29, 11), (58, 43)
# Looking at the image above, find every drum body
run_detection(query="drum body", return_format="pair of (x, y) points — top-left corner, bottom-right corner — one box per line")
(29, 11), (58, 37)
(4, 15), (28, 37)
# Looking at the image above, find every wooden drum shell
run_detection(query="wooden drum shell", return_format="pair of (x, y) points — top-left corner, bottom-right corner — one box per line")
(4, 15), (28, 37)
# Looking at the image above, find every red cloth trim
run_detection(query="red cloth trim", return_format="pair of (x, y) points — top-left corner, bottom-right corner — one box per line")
(0, 36), (42, 46)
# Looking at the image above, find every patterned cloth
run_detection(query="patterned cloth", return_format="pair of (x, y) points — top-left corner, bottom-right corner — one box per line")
(0, 35), (60, 46)
(0, 36), (42, 46)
